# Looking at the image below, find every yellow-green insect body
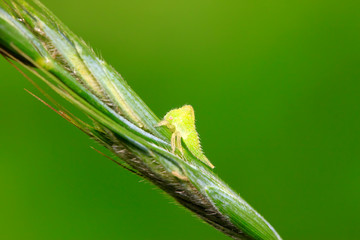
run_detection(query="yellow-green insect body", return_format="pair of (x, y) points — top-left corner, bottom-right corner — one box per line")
(157, 105), (214, 169)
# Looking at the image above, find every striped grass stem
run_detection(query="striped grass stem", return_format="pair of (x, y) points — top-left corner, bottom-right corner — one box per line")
(0, 1), (281, 239)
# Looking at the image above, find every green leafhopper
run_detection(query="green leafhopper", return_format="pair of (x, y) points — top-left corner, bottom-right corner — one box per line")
(156, 105), (214, 169)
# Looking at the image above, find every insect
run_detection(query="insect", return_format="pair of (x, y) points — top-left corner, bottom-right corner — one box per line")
(156, 105), (214, 169)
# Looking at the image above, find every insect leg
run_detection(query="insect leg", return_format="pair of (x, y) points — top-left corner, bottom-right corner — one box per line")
(171, 132), (176, 153)
(176, 131), (184, 155)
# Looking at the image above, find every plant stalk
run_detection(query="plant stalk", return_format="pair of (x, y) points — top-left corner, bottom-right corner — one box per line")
(0, 1), (281, 239)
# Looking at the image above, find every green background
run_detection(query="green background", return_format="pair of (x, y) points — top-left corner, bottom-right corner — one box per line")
(0, 0), (359, 239)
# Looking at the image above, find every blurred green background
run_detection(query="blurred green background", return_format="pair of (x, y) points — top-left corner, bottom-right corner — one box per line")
(1, 0), (359, 239)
